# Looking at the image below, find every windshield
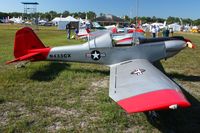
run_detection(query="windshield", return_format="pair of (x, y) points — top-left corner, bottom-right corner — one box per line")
(112, 32), (144, 47)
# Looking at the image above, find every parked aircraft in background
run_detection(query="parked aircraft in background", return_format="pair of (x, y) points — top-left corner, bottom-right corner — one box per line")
(7, 27), (195, 114)
(77, 26), (145, 44)
(151, 21), (166, 29)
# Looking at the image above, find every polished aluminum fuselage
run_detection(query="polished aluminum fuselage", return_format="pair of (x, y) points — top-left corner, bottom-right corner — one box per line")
(47, 32), (186, 65)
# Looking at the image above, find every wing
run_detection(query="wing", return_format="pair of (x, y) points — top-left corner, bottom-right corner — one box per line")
(109, 59), (190, 113)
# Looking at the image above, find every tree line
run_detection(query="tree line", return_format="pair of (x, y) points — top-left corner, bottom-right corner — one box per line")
(0, 11), (96, 21)
(0, 11), (200, 26)
(124, 16), (200, 26)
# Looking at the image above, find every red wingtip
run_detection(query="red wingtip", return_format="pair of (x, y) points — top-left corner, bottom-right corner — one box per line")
(117, 89), (191, 114)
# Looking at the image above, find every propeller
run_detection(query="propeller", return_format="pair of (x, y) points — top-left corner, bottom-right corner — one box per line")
(184, 38), (196, 49)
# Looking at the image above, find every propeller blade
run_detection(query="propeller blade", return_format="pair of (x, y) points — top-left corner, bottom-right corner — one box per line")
(186, 41), (196, 49)
(184, 38), (196, 49)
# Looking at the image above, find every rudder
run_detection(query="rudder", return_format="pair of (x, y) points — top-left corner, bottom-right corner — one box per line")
(14, 27), (46, 58)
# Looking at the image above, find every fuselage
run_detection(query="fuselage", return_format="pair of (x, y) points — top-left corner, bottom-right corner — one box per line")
(46, 35), (187, 66)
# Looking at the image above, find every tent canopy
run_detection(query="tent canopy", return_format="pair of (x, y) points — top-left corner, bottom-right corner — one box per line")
(56, 16), (79, 30)
(52, 16), (78, 22)
(66, 16), (79, 22)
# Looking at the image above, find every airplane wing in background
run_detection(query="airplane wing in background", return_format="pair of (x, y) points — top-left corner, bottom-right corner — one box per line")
(109, 59), (190, 113)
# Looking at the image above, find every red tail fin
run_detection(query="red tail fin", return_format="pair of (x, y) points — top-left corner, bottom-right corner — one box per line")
(6, 27), (51, 64)
(14, 27), (46, 58)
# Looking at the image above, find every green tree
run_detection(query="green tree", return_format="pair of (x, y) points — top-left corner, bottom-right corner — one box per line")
(99, 13), (105, 17)
(0, 12), (8, 19)
(87, 11), (96, 20)
(182, 18), (193, 25)
(49, 11), (58, 20)
(62, 11), (70, 17)
(152, 16), (157, 22)
(167, 16), (180, 24)
(124, 15), (130, 22)
(193, 19), (200, 26)
(44, 12), (52, 21)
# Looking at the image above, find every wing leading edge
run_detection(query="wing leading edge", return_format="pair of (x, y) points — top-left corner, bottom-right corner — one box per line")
(109, 59), (190, 113)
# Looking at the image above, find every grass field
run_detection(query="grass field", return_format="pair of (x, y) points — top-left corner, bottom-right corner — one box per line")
(0, 24), (200, 133)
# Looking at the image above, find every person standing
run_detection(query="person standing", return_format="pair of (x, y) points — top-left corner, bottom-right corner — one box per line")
(156, 25), (160, 37)
(74, 28), (79, 40)
(151, 25), (157, 38)
(165, 28), (170, 37)
(162, 28), (166, 37)
(66, 22), (71, 39)
(170, 28), (174, 36)
(163, 27), (170, 37)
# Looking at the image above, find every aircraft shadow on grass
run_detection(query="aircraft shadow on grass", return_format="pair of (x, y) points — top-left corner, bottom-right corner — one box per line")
(146, 61), (200, 133)
(30, 62), (109, 82)
(168, 73), (200, 82)
(30, 62), (70, 81)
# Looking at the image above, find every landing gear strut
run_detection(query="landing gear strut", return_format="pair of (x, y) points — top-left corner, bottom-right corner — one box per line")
(147, 111), (160, 123)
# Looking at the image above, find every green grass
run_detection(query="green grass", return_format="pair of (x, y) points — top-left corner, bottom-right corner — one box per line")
(0, 24), (200, 132)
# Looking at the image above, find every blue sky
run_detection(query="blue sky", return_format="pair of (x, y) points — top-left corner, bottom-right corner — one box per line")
(0, 0), (199, 19)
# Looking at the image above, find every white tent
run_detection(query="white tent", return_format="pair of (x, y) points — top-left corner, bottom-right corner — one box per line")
(65, 16), (79, 22)
(168, 23), (181, 32)
(56, 16), (79, 30)
(52, 17), (68, 25)
(9, 17), (24, 24)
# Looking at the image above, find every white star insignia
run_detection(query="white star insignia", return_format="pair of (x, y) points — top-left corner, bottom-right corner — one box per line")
(131, 69), (146, 75)
(92, 51), (100, 59)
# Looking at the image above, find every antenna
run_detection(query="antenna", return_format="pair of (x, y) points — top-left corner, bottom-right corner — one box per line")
(21, 2), (39, 30)
(135, 0), (139, 27)
(179, 18), (183, 26)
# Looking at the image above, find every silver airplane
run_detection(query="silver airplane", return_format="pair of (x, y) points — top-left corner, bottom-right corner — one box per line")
(7, 27), (195, 113)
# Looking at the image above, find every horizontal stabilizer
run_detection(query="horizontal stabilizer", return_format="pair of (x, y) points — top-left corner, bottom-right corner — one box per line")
(6, 52), (40, 64)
